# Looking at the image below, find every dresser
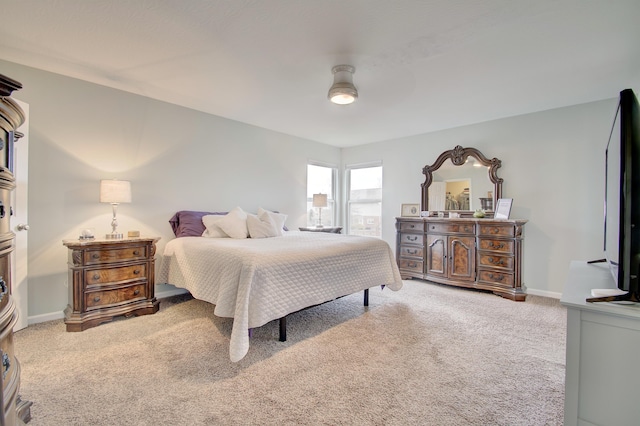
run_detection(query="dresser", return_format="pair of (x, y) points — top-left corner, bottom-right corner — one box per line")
(396, 217), (526, 301)
(0, 74), (31, 423)
(62, 237), (160, 331)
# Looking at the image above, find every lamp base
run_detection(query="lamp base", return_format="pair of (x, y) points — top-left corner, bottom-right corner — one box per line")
(105, 232), (124, 240)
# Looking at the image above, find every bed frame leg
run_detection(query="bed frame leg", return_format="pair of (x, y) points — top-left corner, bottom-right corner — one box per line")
(279, 316), (287, 341)
(364, 288), (369, 306)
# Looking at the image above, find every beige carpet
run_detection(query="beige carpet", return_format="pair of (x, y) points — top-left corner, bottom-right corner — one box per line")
(14, 280), (566, 425)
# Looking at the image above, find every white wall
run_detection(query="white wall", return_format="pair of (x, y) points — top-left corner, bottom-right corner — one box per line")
(342, 99), (618, 297)
(0, 60), (341, 320)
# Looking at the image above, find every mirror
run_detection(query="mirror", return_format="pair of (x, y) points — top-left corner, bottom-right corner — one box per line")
(421, 145), (502, 215)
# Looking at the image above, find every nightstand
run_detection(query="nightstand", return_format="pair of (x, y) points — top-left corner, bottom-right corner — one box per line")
(299, 226), (343, 234)
(62, 237), (160, 332)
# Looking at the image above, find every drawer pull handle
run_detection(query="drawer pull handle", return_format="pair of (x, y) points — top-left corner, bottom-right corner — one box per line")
(93, 274), (100, 280)
(408, 261), (417, 268)
(407, 249), (418, 255)
(133, 269), (141, 275)
(409, 224), (415, 229)
(134, 289), (140, 296)
(489, 242), (505, 249)
(2, 353), (10, 379)
(93, 296), (101, 303)
(133, 250), (140, 256)
(488, 273), (504, 281)
(92, 253), (100, 259)
(406, 235), (418, 242)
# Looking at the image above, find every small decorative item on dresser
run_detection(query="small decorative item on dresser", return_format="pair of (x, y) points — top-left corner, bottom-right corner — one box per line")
(62, 237), (160, 331)
(494, 198), (513, 219)
(79, 228), (95, 239)
(401, 204), (420, 217)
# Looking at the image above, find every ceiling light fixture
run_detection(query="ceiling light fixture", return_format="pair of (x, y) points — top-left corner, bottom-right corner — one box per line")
(328, 65), (357, 105)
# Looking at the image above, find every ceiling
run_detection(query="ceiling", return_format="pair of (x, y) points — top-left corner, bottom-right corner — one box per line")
(2, 0), (639, 147)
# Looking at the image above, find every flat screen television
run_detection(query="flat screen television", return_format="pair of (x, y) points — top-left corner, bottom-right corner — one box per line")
(588, 88), (640, 303)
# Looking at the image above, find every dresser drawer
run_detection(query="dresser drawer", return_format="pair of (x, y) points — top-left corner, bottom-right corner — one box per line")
(400, 245), (423, 258)
(478, 269), (514, 286)
(85, 283), (147, 310)
(478, 224), (515, 237)
(399, 258), (423, 273)
(478, 253), (514, 270)
(478, 239), (514, 253)
(399, 221), (424, 232)
(84, 246), (148, 265)
(427, 222), (475, 235)
(85, 264), (146, 286)
(399, 233), (423, 245)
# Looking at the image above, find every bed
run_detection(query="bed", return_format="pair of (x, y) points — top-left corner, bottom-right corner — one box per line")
(158, 209), (403, 362)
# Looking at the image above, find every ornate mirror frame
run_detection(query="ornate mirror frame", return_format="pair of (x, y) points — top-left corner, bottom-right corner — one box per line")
(421, 145), (503, 215)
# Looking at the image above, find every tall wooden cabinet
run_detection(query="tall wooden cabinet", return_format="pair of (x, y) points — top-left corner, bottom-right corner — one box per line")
(0, 74), (31, 423)
(396, 217), (526, 301)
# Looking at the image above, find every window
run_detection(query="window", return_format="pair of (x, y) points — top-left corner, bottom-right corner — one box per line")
(307, 163), (336, 227)
(347, 164), (382, 237)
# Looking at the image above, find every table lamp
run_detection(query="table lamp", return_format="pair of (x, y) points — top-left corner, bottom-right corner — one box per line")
(100, 179), (131, 239)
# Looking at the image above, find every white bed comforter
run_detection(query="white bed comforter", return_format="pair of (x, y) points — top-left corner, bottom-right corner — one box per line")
(157, 231), (403, 361)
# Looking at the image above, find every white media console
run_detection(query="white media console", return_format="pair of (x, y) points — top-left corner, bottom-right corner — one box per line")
(561, 260), (640, 426)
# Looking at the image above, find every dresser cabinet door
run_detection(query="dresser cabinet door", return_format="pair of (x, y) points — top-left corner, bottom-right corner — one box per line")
(426, 234), (446, 278)
(448, 236), (476, 282)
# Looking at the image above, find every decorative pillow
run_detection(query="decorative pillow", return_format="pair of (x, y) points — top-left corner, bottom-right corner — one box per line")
(247, 213), (278, 238)
(202, 214), (228, 238)
(217, 207), (249, 239)
(258, 207), (287, 236)
(169, 210), (227, 238)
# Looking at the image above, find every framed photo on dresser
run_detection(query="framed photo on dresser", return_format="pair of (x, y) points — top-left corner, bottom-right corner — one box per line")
(495, 198), (513, 219)
(401, 204), (420, 217)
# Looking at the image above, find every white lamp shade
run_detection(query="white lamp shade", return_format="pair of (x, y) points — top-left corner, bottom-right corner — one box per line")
(100, 179), (131, 204)
(312, 193), (328, 208)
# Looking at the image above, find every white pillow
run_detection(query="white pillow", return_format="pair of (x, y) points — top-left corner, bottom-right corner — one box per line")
(258, 207), (287, 236)
(217, 207), (248, 239)
(247, 213), (278, 238)
(201, 215), (228, 238)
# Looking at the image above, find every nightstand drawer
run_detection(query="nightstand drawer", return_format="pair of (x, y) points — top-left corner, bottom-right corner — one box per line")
(85, 264), (146, 286)
(84, 246), (148, 265)
(85, 284), (147, 310)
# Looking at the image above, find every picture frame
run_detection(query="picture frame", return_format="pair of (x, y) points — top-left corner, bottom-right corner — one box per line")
(401, 203), (420, 217)
(494, 198), (513, 219)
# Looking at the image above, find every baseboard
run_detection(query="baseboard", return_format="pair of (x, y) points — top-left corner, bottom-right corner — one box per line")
(28, 311), (64, 325)
(525, 288), (562, 299)
(27, 288), (190, 326)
